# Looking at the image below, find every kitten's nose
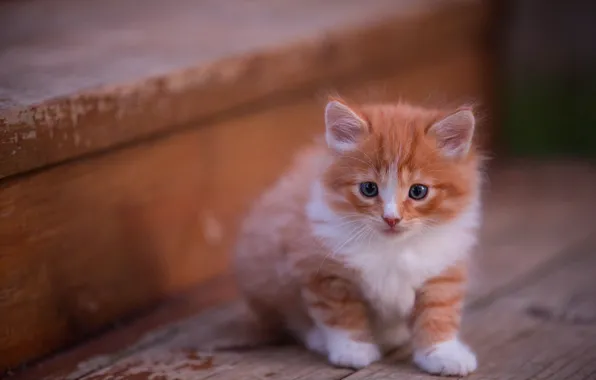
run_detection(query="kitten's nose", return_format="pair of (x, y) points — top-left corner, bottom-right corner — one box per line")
(383, 217), (400, 228)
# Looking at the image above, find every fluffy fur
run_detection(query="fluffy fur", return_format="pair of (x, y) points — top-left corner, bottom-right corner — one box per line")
(233, 99), (482, 376)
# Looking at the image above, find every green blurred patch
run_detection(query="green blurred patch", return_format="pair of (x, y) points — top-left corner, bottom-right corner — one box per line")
(503, 75), (596, 157)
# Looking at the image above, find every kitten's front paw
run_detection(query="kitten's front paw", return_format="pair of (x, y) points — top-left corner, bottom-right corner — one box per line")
(413, 339), (477, 377)
(326, 330), (381, 369)
(327, 336), (381, 369)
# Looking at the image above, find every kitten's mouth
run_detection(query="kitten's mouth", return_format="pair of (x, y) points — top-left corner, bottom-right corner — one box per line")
(382, 227), (403, 236)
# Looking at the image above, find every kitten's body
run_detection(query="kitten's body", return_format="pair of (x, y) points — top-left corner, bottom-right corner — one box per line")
(234, 101), (482, 376)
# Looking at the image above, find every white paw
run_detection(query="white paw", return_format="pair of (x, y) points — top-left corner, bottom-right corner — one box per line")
(413, 339), (477, 377)
(326, 331), (381, 369)
(305, 328), (327, 355)
(328, 341), (381, 369)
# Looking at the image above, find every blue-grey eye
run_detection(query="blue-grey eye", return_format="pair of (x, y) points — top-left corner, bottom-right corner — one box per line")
(408, 184), (428, 200)
(359, 182), (378, 198)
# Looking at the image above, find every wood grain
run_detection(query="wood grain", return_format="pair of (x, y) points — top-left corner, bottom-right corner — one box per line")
(0, 0), (487, 179)
(0, 49), (488, 372)
(13, 162), (595, 380)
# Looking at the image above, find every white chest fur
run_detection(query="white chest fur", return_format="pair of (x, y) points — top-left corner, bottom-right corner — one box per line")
(343, 224), (476, 319)
(307, 181), (480, 320)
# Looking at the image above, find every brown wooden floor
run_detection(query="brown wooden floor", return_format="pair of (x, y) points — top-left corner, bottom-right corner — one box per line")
(9, 161), (596, 380)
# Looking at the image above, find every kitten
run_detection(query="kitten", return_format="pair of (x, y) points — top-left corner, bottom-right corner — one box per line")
(234, 98), (481, 376)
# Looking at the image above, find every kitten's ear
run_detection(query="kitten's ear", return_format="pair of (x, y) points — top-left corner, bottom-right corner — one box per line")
(325, 100), (368, 153)
(428, 108), (475, 158)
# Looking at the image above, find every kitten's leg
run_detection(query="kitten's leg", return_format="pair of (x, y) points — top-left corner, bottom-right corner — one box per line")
(302, 276), (381, 369)
(410, 263), (477, 377)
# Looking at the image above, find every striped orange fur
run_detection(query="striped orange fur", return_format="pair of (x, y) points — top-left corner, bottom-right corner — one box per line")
(410, 263), (467, 350)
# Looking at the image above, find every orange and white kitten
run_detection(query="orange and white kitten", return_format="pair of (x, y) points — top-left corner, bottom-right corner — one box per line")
(234, 99), (481, 376)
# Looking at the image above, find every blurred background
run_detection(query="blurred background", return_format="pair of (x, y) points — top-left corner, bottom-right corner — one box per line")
(0, 0), (595, 378)
(500, 0), (596, 157)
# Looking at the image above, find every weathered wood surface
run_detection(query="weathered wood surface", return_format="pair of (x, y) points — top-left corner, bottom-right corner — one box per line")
(10, 162), (596, 380)
(0, 48), (487, 372)
(0, 0), (487, 178)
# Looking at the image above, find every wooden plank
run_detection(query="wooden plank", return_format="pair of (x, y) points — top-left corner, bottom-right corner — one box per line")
(0, 0), (487, 178)
(27, 162), (595, 380)
(68, 302), (353, 380)
(0, 49), (488, 371)
(467, 161), (596, 303)
(343, 235), (596, 380)
(6, 276), (237, 380)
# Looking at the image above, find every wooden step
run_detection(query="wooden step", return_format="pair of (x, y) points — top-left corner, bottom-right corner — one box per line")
(0, 0), (488, 179)
(0, 0), (491, 372)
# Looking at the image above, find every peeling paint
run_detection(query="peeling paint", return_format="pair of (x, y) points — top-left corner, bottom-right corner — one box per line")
(59, 324), (178, 380)
(82, 349), (214, 380)
(0, 109), (35, 126)
(21, 130), (37, 140)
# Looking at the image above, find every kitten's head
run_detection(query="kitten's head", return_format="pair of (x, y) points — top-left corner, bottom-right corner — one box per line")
(321, 99), (480, 238)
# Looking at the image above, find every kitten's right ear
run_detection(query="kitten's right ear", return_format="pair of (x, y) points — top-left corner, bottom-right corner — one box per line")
(325, 100), (368, 153)
(428, 108), (475, 158)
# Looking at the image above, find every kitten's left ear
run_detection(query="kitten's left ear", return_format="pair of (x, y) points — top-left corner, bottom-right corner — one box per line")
(325, 100), (368, 153)
(428, 108), (475, 158)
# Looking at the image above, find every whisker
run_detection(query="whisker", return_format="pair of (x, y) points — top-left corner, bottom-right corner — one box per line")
(316, 225), (368, 275)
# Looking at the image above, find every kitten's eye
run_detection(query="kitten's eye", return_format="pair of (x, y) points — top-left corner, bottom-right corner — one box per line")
(409, 184), (428, 200)
(359, 182), (379, 198)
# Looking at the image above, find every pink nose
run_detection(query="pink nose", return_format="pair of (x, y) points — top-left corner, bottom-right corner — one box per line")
(383, 217), (399, 228)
